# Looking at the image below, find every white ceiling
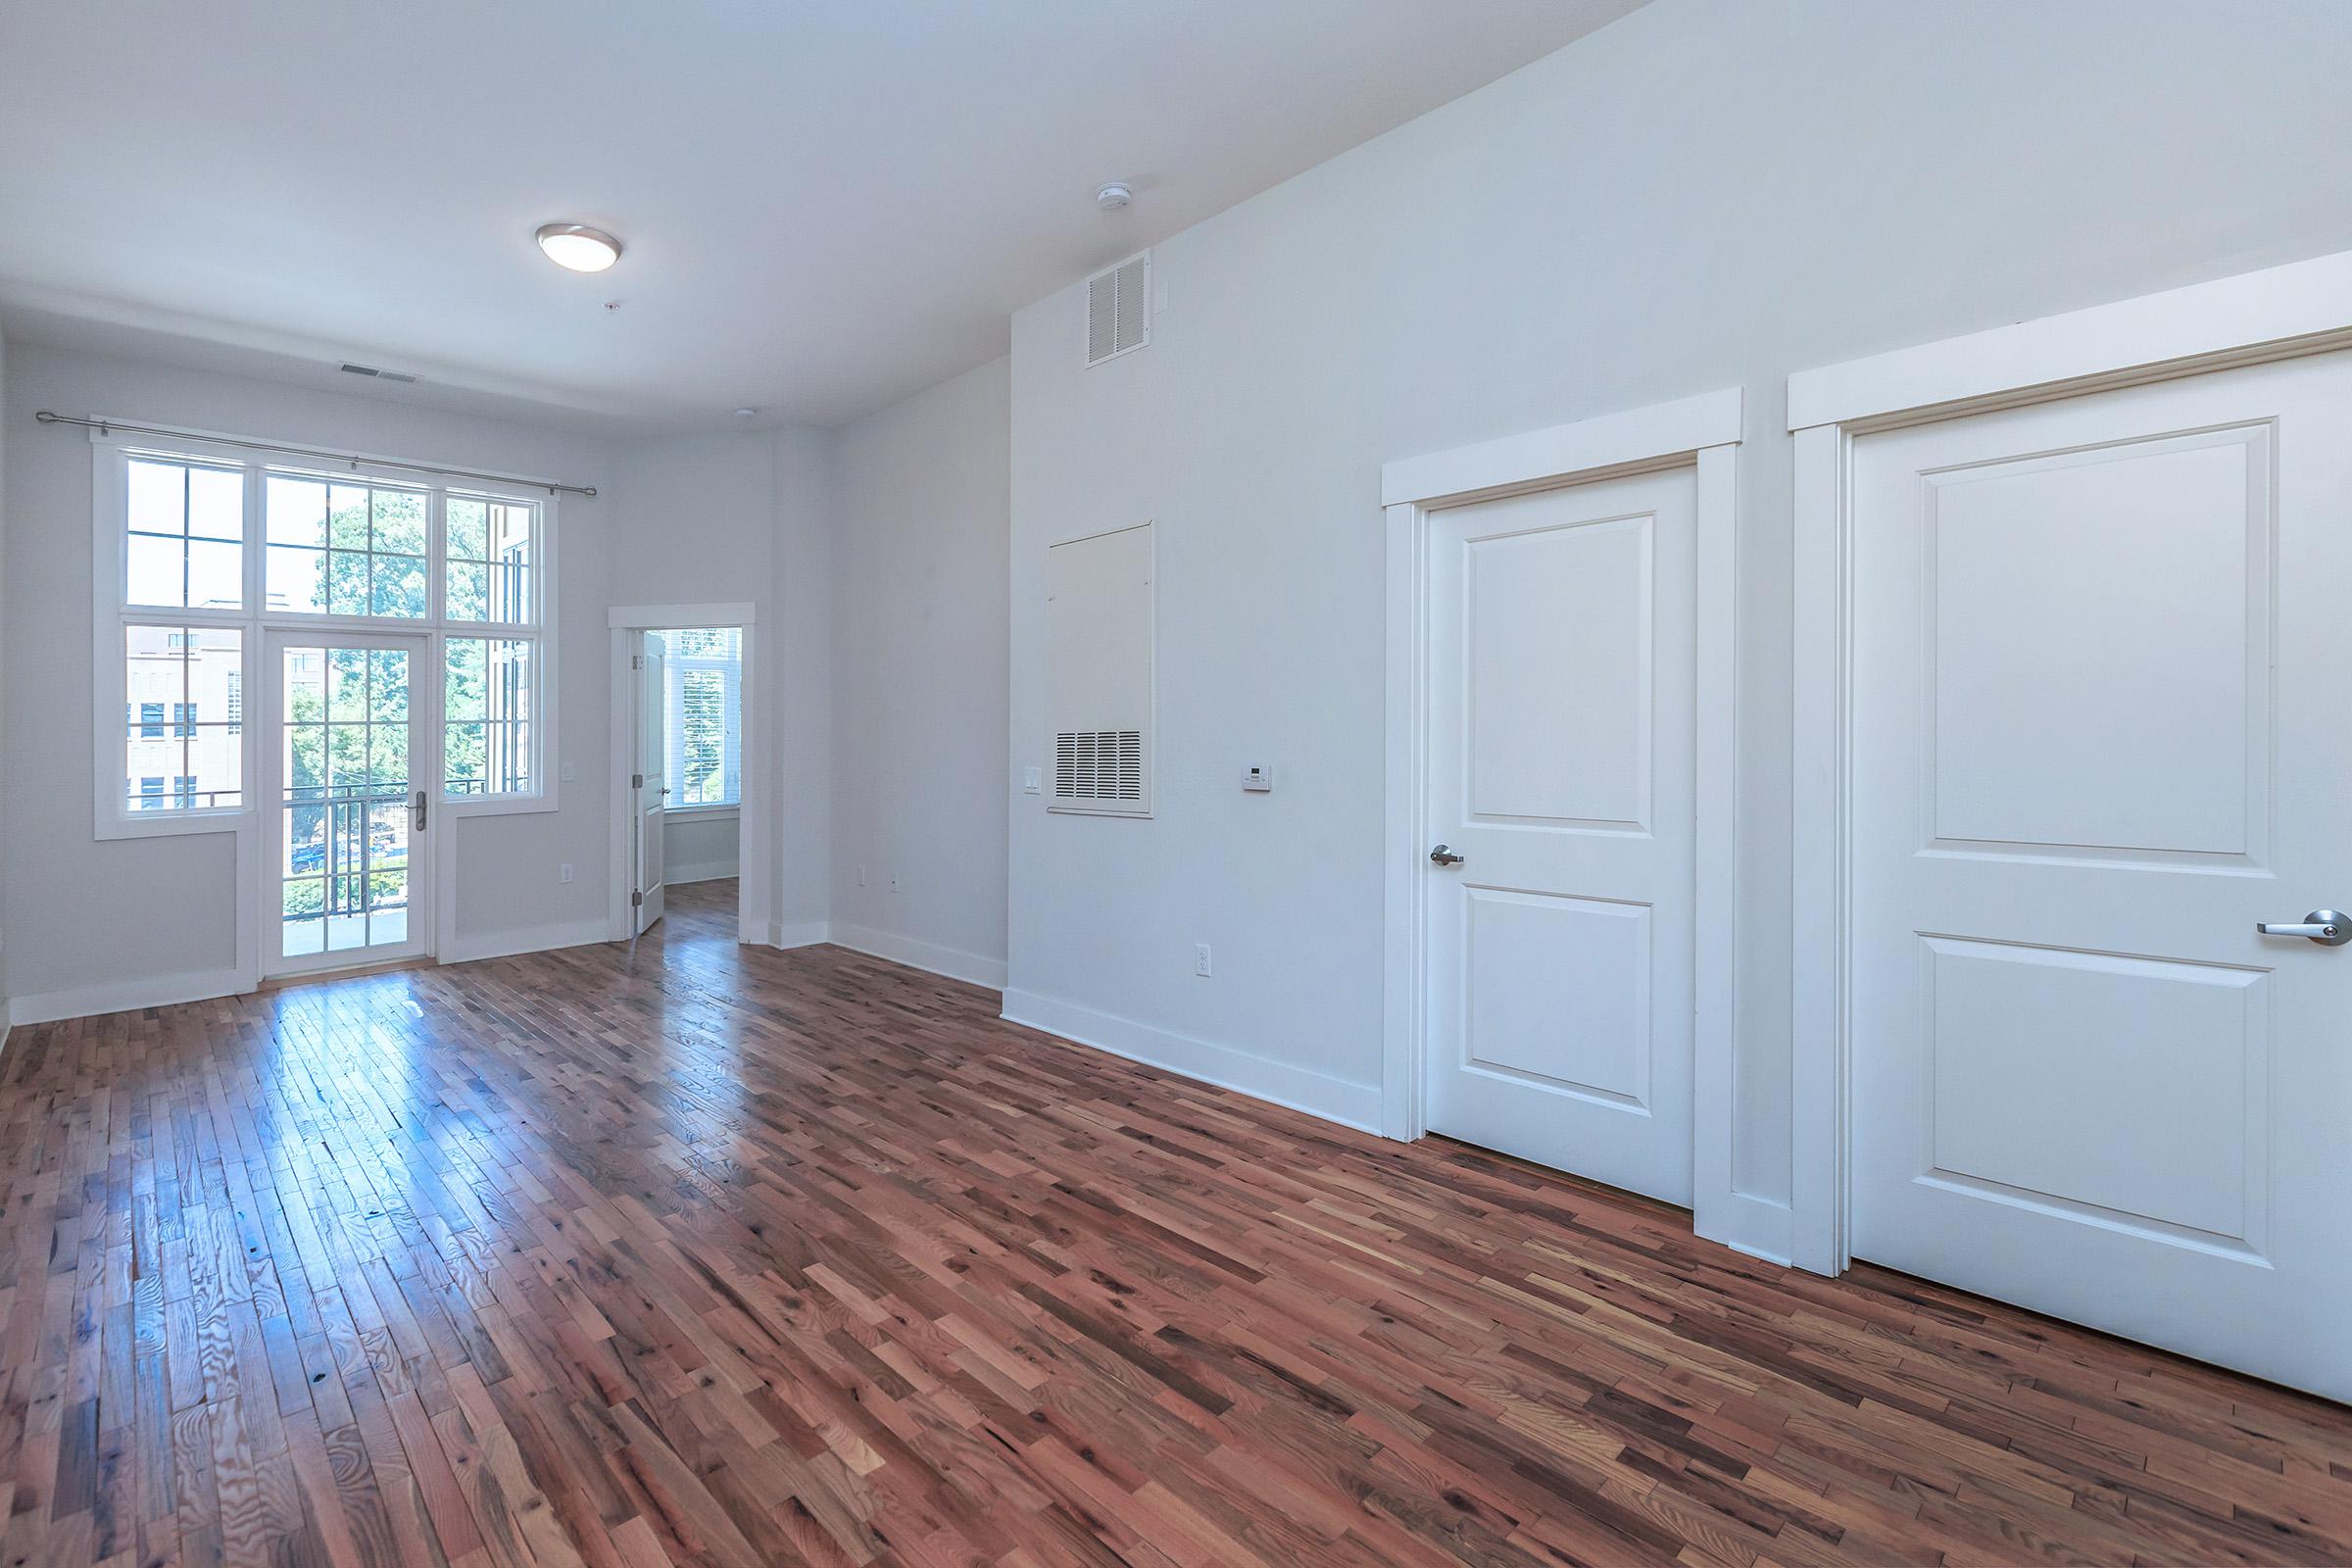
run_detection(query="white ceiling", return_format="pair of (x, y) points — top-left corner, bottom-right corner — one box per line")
(0, 1), (1642, 433)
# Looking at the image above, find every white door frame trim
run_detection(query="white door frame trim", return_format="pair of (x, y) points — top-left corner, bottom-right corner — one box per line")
(1786, 246), (2352, 1275)
(1380, 387), (1752, 1249)
(606, 602), (766, 948)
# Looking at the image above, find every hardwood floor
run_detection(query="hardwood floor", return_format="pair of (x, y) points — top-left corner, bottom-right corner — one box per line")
(5, 876), (2350, 1568)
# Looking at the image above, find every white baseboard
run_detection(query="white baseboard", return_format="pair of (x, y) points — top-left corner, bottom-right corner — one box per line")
(770, 919), (832, 950)
(667, 863), (739, 887)
(1695, 1190), (1798, 1268)
(7, 965), (251, 1028)
(830, 923), (1007, 990)
(1000, 989), (1383, 1136)
(440, 918), (613, 966)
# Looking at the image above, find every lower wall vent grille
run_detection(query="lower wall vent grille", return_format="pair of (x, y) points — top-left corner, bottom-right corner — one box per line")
(1054, 729), (1143, 804)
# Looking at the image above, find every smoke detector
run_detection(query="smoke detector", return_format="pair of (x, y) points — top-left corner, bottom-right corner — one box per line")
(1095, 182), (1132, 212)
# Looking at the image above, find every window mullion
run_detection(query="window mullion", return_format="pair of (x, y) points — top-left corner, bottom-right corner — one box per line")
(178, 465), (192, 608)
(426, 489), (446, 806)
(243, 459), (264, 614)
(427, 487), (446, 626)
(128, 606), (250, 631)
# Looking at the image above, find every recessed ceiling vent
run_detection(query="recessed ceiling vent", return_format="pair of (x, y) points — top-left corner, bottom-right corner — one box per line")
(339, 362), (418, 384)
(1085, 250), (1151, 367)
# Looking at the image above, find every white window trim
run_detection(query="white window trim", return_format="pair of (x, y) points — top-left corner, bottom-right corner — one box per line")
(606, 603), (766, 951)
(92, 441), (255, 841)
(662, 630), (744, 810)
(89, 422), (563, 845)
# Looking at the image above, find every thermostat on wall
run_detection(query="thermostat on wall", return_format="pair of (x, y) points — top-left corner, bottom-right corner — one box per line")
(1242, 764), (1274, 792)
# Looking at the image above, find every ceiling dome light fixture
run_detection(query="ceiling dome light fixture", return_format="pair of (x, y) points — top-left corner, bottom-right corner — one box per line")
(536, 222), (622, 273)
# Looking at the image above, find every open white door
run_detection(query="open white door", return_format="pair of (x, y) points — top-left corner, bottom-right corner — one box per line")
(1848, 349), (2352, 1399)
(632, 632), (667, 933)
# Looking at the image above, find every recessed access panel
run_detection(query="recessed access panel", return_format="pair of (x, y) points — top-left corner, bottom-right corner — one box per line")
(1044, 521), (1153, 817)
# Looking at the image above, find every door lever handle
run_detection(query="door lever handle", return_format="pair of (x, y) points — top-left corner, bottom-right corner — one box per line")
(1429, 844), (1465, 866)
(412, 789), (428, 833)
(2256, 909), (2348, 946)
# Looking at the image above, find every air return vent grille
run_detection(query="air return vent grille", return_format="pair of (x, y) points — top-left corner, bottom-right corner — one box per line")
(1054, 730), (1143, 804)
(1085, 251), (1151, 367)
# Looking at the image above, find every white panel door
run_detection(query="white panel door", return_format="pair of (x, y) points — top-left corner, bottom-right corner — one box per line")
(1425, 466), (1696, 1204)
(633, 633), (667, 933)
(1850, 350), (2352, 1399)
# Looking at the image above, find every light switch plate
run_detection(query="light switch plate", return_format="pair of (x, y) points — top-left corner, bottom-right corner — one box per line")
(1023, 766), (1042, 795)
(1242, 764), (1273, 792)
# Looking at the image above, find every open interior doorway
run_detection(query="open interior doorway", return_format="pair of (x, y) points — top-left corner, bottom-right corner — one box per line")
(608, 604), (765, 947)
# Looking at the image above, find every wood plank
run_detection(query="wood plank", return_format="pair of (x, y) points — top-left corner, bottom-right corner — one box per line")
(2, 878), (2348, 1566)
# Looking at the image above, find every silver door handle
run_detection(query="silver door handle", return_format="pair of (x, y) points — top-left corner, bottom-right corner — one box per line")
(1429, 844), (1465, 866)
(2256, 909), (2348, 946)
(412, 790), (428, 832)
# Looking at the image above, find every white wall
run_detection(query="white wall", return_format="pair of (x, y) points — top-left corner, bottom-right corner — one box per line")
(0, 331), (10, 1016)
(1006, 0), (2352, 1227)
(769, 428), (834, 942)
(605, 431), (777, 609)
(828, 357), (1010, 986)
(601, 427), (837, 939)
(664, 810), (739, 884)
(606, 431), (770, 931)
(2, 341), (613, 1010)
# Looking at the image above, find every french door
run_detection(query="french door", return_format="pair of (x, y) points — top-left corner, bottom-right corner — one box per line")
(264, 628), (434, 974)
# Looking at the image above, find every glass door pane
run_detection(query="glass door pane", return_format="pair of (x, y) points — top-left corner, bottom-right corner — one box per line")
(272, 637), (426, 969)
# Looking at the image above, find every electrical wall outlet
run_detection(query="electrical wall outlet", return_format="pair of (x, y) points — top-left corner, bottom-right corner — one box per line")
(890, 871), (901, 893)
(560, 862), (574, 884)
(1194, 943), (1212, 977)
